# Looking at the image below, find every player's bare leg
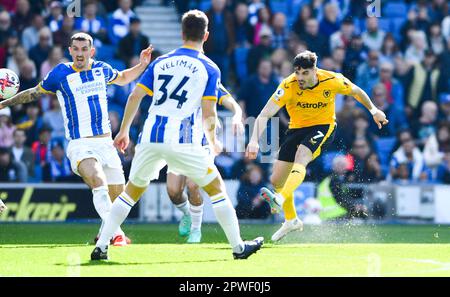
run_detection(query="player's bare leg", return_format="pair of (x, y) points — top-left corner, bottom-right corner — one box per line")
(186, 178), (203, 243)
(167, 173), (191, 236)
(92, 181), (146, 260)
(0, 199), (6, 213)
(202, 176), (263, 259)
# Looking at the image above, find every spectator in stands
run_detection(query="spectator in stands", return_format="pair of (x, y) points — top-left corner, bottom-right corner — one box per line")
(11, 0), (32, 35)
(21, 14), (46, 51)
(40, 45), (66, 80)
(343, 34), (368, 80)
(18, 59), (37, 91)
(235, 163), (270, 219)
(18, 103), (43, 147)
(0, 11), (13, 46)
(373, 61), (405, 109)
(6, 45), (28, 76)
(424, 121), (450, 181)
(330, 16), (354, 52)
(300, 18), (329, 58)
(379, 33), (402, 64)
(329, 155), (368, 219)
(42, 139), (78, 182)
(427, 22), (446, 55)
(346, 138), (382, 183)
(46, 1), (64, 33)
(439, 94), (450, 121)
(405, 49), (440, 118)
(412, 100), (439, 147)
(233, 2), (254, 48)
(270, 48), (288, 80)
(436, 150), (450, 184)
(355, 50), (380, 94)
(11, 129), (34, 178)
(404, 30), (428, 64)
(331, 46), (345, 73)
(109, 0), (136, 45)
(0, 107), (15, 147)
(238, 59), (278, 120)
(75, 0), (108, 46)
(53, 15), (75, 51)
(117, 17), (149, 67)
(252, 6), (270, 46)
(351, 110), (375, 147)
(271, 12), (288, 50)
(204, 0), (235, 85)
(31, 125), (52, 171)
(246, 26), (273, 75)
(292, 3), (312, 38)
(442, 15), (450, 41)
(0, 147), (27, 182)
(248, 0), (265, 26)
(362, 17), (386, 52)
(2, 30), (19, 67)
(319, 1), (340, 37)
(29, 27), (52, 76)
(43, 97), (65, 140)
(389, 129), (426, 182)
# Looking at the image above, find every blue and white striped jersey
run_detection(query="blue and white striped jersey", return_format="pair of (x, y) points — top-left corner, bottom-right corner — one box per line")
(136, 46), (221, 146)
(39, 60), (119, 140)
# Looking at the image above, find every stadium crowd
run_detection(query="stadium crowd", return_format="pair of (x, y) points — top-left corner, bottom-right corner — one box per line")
(0, 0), (449, 218)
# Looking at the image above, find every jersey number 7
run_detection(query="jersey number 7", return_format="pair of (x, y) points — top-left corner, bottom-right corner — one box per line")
(154, 74), (189, 108)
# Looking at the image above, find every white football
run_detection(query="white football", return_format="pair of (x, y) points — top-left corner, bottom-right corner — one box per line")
(0, 68), (20, 100)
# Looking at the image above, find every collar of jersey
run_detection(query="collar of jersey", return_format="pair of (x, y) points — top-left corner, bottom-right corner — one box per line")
(181, 45), (202, 52)
(71, 59), (94, 72)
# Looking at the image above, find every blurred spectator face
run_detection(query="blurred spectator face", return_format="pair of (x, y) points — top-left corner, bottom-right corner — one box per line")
(399, 132), (415, 154)
(38, 28), (52, 48)
(235, 3), (248, 23)
(20, 61), (36, 80)
(62, 15), (75, 32)
(272, 13), (286, 31)
(332, 47), (345, 64)
(350, 35), (363, 49)
(280, 61), (293, 77)
(13, 130), (26, 147)
(212, 0), (226, 13)
(332, 155), (348, 175)
(320, 57), (335, 71)
(382, 35), (396, 52)
(397, 163), (410, 179)
(51, 145), (65, 162)
(394, 56), (409, 75)
(119, 0), (132, 11)
(295, 41), (308, 53)
(354, 116), (369, 131)
(248, 166), (263, 185)
(407, 9), (417, 21)
(39, 130), (51, 144)
(368, 51), (379, 67)
(367, 153), (381, 171)
(300, 5), (312, 21)
(418, 7), (428, 20)
(49, 46), (64, 64)
(257, 60), (272, 80)
(379, 62), (394, 81)
(17, 0), (30, 15)
(411, 31), (427, 49)
(324, 3), (338, 22)
(7, 34), (19, 48)
(305, 19), (319, 35)
(0, 151), (11, 167)
(13, 46), (28, 65)
(438, 124), (450, 144)
(421, 101), (438, 122)
(259, 30), (273, 47)
(372, 84), (387, 107)
(50, 2), (63, 18)
(366, 17), (379, 32)
(270, 48), (287, 67)
(341, 22), (354, 38)
(430, 24), (441, 37)
(85, 2), (98, 18)
(258, 7), (270, 23)
(50, 97), (60, 110)
(130, 20), (141, 35)
(0, 11), (11, 31)
(26, 104), (39, 119)
(352, 139), (370, 159)
(32, 14), (45, 29)
(423, 51), (436, 67)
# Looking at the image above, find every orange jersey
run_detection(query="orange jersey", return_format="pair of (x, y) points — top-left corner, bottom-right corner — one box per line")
(270, 68), (354, 129)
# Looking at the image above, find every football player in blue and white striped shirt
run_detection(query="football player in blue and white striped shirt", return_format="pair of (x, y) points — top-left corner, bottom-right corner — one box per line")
(0, 32), (153, 246)
(92, 10), (263, 260)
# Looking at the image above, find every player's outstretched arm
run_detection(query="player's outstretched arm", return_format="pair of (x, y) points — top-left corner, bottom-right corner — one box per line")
(221, 95), (244, 135)
(245, 99), (281, 159)
(112, 45), (154, 86)
(349, 85), (389, 129)
(114, 86), (147, 153)
(0, 85), (43, 110)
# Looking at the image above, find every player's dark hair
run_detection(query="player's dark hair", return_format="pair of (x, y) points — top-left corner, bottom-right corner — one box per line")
(293, 50), (317, 70)
(70, 32), (93, 47)
(181, 10), (208, 42)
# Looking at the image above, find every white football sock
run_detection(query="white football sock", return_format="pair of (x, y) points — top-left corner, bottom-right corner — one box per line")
(92, 186), (112, 220)
(209, 193), (244, 253)
(96, 192), (135, 249)
(175, 199), (190, 216)
(190, 203), (203, 231)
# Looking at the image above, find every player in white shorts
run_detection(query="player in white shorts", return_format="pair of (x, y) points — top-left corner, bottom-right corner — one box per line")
(167, 84), (244, 243)
(92, 10), (263, 260)
(0, 32), (153, 246)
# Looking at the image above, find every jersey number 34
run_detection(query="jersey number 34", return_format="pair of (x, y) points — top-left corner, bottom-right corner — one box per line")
(154, 74), (190, 109)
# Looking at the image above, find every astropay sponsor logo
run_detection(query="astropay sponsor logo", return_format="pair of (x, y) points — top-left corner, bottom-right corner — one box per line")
(296, 101), (328, 109)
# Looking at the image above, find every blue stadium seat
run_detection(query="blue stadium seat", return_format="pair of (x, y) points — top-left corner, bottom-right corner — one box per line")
(96, 45), (116, 60)
(321, 151), (345, 174)
(383, 2), (408, 19)
(270, 0), (289, 16)
(109, 59), (126, 71)
(234, 47), (248, 83)
(391, 17), (407, 41)
(378, 18), (391, 33)
(199, 0), (211, 11)
(374, 137), (397, 171)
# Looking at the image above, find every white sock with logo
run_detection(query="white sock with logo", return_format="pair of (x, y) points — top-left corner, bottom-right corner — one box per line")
(190, 203), (204, 231)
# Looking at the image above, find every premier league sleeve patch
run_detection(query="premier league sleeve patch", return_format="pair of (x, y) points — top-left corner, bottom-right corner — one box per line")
(273, 88), (285, 101)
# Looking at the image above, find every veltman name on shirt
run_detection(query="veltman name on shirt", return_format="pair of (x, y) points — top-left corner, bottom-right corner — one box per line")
(159, 59), (199, 74)
(75, 81), (104, 95)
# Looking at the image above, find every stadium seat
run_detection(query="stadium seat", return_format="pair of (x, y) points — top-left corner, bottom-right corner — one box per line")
(391, 17), (407, 41)
(270, 0), (289, 16)
(378, 19), (392, 33)
(383, 2), (408, 19)
(234, 47), (249, 83)
(374, 137), (397, 173)
(321, 151), (345, 174)
(109, 59), (126, 71)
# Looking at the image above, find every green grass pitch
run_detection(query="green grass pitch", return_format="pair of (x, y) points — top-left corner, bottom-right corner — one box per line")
(1, 223), (450, 276)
